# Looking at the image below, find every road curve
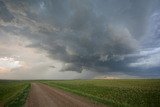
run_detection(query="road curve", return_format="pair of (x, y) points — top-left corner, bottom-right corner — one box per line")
(25, 83), (106, 107)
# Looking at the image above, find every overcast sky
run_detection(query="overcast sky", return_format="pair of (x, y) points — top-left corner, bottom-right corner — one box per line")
(0, 0), (160, 79)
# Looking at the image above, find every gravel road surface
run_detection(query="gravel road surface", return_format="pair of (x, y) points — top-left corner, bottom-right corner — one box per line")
(25, 83), (106, 107)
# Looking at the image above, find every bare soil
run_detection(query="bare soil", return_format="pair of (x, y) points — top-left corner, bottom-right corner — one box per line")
(25, 83), (106, 107)
(0, 103), (3, 107)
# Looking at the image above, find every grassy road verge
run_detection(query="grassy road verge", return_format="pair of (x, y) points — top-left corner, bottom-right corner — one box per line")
(0, 80), (30, 107)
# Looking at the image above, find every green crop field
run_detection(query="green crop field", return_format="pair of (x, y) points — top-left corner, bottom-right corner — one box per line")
(42, 79), (160, 107)
(0, 80), (30, 107)
(0, 79), (159, 107)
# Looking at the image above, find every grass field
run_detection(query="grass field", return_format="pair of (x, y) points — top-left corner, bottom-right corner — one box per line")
(0, 79), (159, 107)
(0, 80), (30, 107)
(42, 79), (160, 107)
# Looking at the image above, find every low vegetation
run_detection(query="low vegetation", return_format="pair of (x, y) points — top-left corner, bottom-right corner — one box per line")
(42, 79), (160, 107)
(0, 79), (159, 107)
(0, 80), (30, 107)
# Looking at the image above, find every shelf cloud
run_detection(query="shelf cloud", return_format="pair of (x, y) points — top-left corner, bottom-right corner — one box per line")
(0, 0), (160, 79)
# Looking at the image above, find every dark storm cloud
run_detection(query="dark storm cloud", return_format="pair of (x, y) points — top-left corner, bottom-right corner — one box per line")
(0, 0), (160, 77)
(0, 1), (14, 22)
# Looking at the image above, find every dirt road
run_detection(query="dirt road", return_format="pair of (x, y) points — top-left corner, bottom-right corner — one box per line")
(25, 83), (106, 107)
